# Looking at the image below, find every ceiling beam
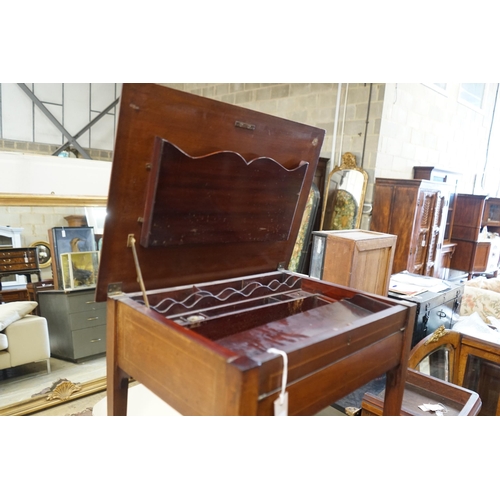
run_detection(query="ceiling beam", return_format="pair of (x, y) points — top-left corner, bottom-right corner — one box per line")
(52, 97), (119, 157)
(17, 83), (91, 159)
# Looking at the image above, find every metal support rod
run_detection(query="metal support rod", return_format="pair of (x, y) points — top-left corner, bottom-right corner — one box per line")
(52, 97), (119, 156)
(360, 83), (373, 168)
(17, 83), (91, 159)
(127, 234), (150, 309)
(320, 83), (343, 230)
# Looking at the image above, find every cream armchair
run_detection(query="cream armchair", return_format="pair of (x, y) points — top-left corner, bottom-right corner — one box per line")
(0, 311), (51, 373)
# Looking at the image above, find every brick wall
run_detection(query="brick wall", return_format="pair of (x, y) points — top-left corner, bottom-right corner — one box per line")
(162, 83), (383, 168)
(160, 83), (384, 229)
(378, 83), (498, 193)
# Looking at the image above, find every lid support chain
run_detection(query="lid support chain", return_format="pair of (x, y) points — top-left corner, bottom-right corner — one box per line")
(127, 234), (150, 308)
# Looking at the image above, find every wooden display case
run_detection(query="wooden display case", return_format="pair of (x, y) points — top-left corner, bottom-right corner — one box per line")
(96, 84), (416, 416)
(309, 229), (396, 296)
(60, 251), (99, 290)
(361, 368), (481, 416)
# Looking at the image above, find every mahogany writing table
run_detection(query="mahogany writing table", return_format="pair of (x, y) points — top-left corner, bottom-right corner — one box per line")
(96, 83), (415, 416)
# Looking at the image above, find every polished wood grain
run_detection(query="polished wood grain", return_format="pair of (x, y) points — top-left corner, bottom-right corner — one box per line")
(141, 139), (308, 247)
(107, 273), (416, 416)
(317, 230), (396, 296)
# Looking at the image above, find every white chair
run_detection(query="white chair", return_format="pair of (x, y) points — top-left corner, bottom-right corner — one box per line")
(0, 315), (51, 373)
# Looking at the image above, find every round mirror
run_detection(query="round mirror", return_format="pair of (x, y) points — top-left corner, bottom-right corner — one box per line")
(30, 240), (52, 269)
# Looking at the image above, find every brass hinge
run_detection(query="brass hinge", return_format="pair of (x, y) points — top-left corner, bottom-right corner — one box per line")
(107, 282), (124, 296)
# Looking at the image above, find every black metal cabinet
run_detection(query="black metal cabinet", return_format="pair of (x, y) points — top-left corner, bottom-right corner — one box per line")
(389, 278), (464, 347)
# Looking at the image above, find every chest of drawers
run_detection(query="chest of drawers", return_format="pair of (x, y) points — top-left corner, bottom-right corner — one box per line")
(0, 247), (41, 288)
(0, 247), (38, 271)
(38, 288), (106, 362)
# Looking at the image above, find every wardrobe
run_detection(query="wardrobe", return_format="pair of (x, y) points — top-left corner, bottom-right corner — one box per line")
(370, 178), (451, 277)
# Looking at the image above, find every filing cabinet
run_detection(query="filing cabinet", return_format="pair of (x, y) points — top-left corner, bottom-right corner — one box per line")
(38, 287), (106, 362)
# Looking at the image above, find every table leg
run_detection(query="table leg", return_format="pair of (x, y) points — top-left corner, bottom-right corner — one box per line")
(383, 304), (416, 415)
(383, 365), (406, 415)
(106, 297), (129, 416)
(107, 365), (129, 416)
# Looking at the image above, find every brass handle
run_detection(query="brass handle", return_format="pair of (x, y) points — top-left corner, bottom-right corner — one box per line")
(87, 316), (99, 321)
(85, 300), (96, 304)
(90, 339), (102, 343)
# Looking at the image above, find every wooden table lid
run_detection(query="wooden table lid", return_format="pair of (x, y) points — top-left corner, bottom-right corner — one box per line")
(96, 84), (325, 301)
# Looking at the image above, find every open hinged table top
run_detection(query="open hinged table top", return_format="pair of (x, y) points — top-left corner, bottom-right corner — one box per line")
(96, 84), (325, 301)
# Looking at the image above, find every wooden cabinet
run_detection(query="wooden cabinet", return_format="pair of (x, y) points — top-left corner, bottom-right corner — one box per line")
(0, 287), (30, 303)
(38, 288), (106, 362)
(0, 247), (41, 303)
(0, 247), (39, 274)
(412, 167), (461, 274)
(370, 178), (450, 277)
(412, 166), (461, 244)
(451, 194), (500, 277)
(309, 229), (396, 296)
(0, 226), (40, 292)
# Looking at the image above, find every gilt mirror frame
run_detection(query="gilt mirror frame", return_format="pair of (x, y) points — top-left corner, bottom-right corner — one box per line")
(320, 152), (368, 231)
(0, 192), (107, 416)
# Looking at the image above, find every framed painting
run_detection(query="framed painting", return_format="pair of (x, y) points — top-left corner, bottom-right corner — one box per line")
(48, 227), (96, 289)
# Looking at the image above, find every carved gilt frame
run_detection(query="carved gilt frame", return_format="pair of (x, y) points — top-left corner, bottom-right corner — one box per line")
(0, 193), (108, 415)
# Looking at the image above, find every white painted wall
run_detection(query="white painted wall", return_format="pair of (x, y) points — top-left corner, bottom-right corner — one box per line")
(376, 83), (498, 194)
(0, 151), (111, 196)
